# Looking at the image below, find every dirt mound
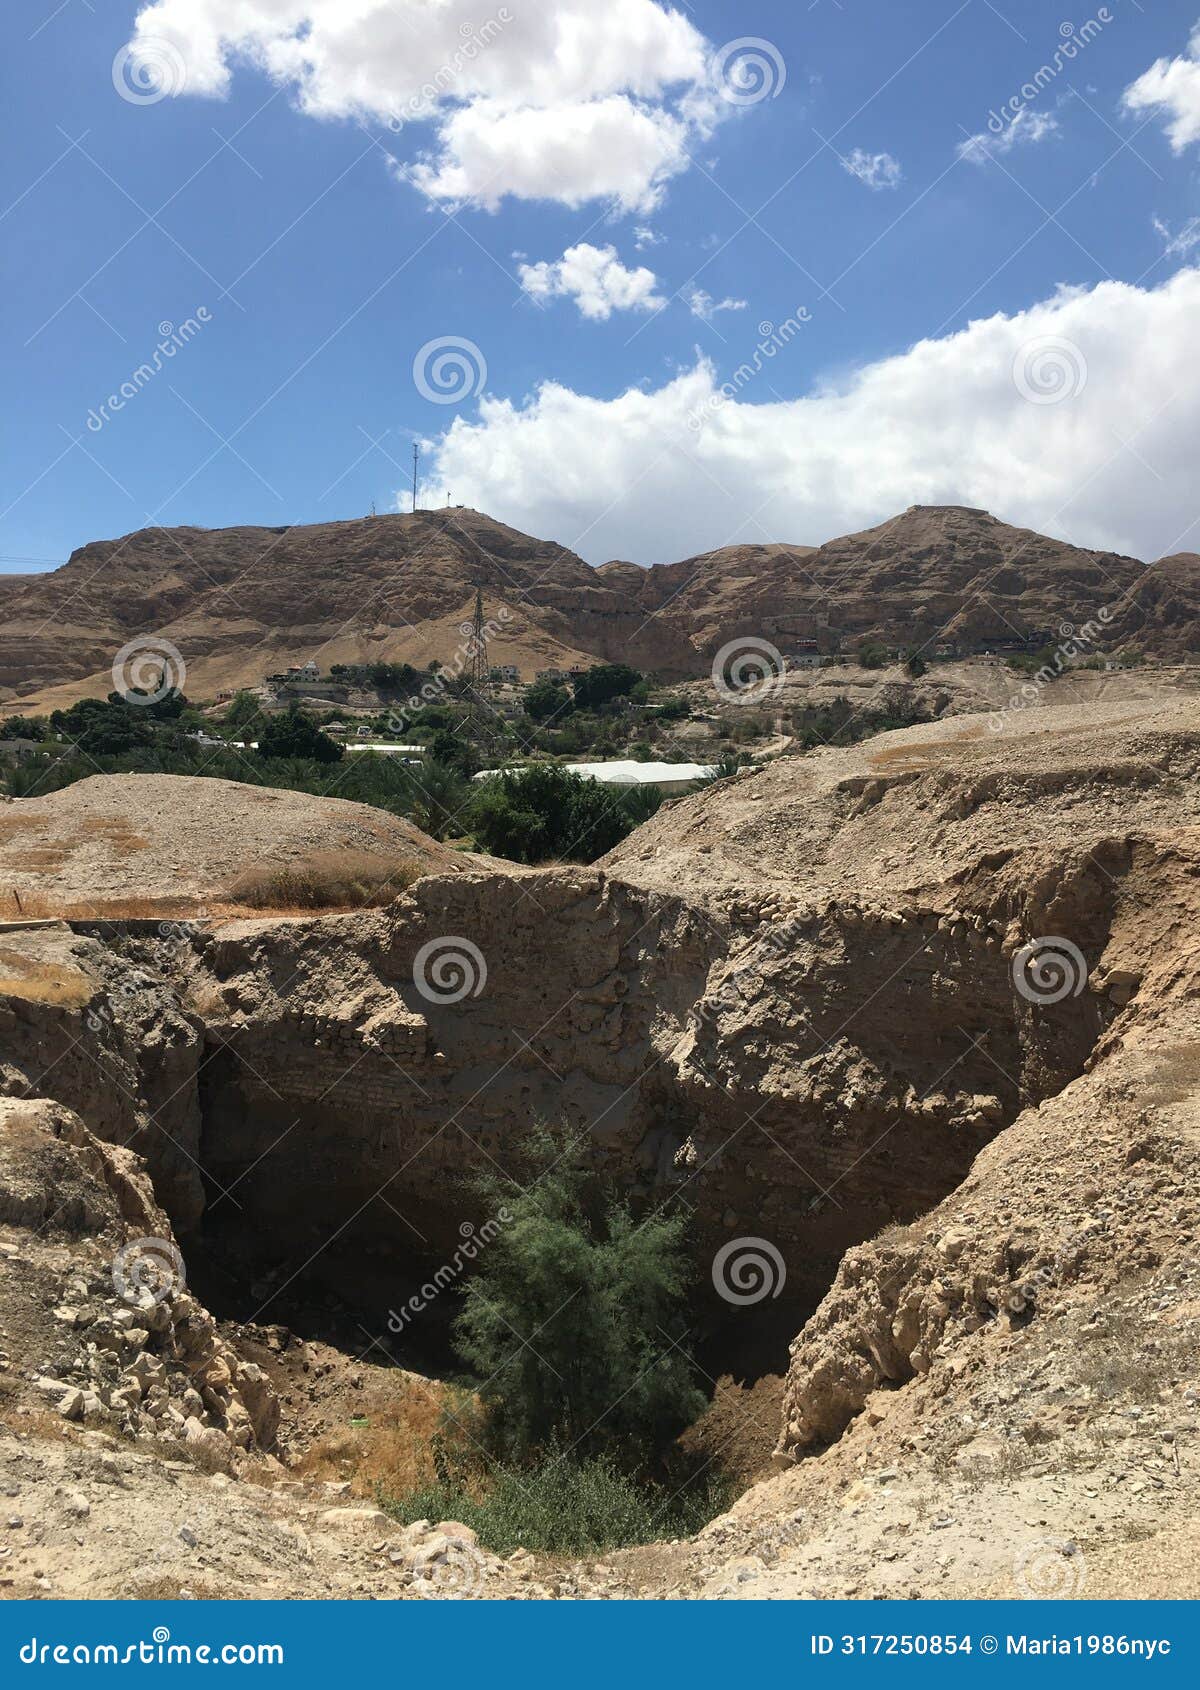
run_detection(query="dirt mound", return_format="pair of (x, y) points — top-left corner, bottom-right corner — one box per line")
(602, 694), (1200, 910)
(0, 773), (465, 915)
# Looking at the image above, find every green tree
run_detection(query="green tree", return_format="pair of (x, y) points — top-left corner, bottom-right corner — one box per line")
(905, 651), (927, 678)
(223, 690), (263, 731)
(455, 1129), (705, 1464)
(572, 663), (642, 710)
(50, 697), (154, 756)
(0, 715), (48, 741)
(405, 758), (472, 840)
(523, 677), (572, 722)
(857, 640), (890, 670)
(469, 763), (660, 864)
(257, 706), (343, 763)
(427, 725), (481, 776)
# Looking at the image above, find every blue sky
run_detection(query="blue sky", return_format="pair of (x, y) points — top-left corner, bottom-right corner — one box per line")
(3, 0), (1200, 571)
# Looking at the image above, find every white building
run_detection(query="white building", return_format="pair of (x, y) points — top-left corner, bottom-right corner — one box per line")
(345, 742), (424, 759)
(474, 760), (717, 797)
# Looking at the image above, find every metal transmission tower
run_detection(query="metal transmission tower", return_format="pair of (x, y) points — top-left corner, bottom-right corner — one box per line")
(411, 444), (419, 513)
(468, 585), (489, 694)
(463, 584), (502, 756)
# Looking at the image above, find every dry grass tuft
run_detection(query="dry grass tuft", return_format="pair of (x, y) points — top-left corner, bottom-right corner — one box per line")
(226, 851), (422, 911)
(0, 945), (94, 1006)
(292, 1377), (450, 1497)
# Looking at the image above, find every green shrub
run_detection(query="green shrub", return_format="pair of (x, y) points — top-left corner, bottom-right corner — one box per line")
(571, 663), (642, 710)
(383, 1449), (730, 1555)
(257, 706), (343, 763)
(523, 678), (572, 722)
(453, 1128), (705, 1465)
(469, 763), (661, 863)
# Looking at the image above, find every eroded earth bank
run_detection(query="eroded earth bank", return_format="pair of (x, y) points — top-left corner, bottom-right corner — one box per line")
(2, 695), (1199, 1598)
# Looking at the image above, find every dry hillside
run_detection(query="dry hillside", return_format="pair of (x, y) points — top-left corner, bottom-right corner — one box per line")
(2, 504), (1196, 707)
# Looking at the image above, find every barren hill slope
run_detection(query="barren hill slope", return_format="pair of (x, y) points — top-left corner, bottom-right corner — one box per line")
(0, 508), (681, 705)
(2, 505), (1195, 706)
(610, 506), (1199, 667)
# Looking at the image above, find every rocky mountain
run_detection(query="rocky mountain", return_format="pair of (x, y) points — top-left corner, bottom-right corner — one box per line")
(1, 504), (1195, 705)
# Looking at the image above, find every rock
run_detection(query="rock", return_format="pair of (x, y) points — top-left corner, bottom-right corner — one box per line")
(433, 1520), (478, 1547)
(182, 1417), (233, 1473)
(317, 1507), (393, 1533)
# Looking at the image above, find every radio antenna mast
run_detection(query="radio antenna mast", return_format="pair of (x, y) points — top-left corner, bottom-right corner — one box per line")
(411, 443), (419, 513)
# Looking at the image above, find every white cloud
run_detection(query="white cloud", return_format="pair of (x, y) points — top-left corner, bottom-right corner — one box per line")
(422, 270), (1200, 566)
(518, 243), (664, 319)
(121, 0), (730, 210)
(1153, 213), (1200, 258)
(402, 96), (690, 213)
(958, 107), (1059, 164)
(1123, 21), (1200, 152)
(841, 148), (902, 190)
(683, 285), (747, 322)
(634, 225), (664, 249)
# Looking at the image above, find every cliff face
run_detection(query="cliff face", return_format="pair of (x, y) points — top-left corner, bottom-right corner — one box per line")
(2, 698), (1198, 1475)
(3, 504), (1195, 704)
